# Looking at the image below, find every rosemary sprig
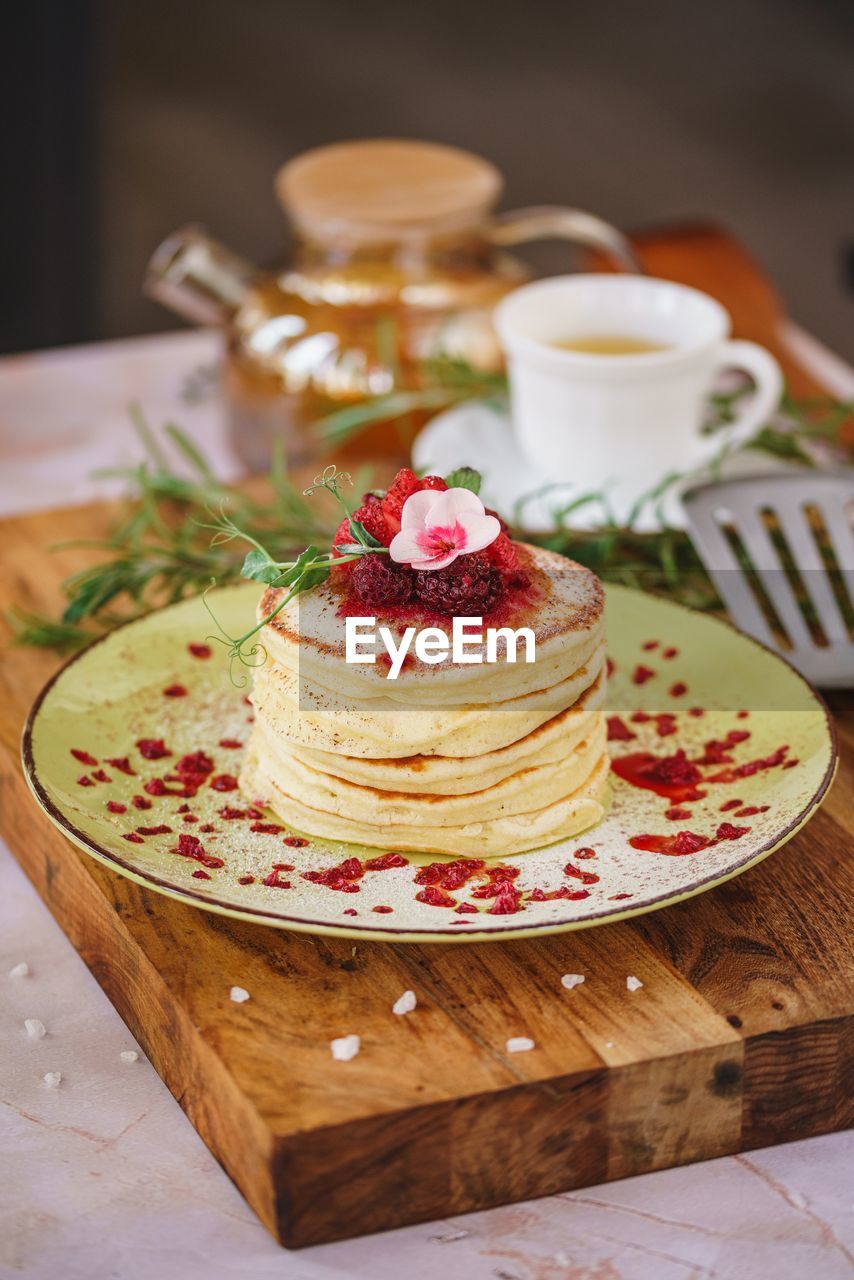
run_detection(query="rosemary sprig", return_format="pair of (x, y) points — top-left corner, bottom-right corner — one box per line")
(8, 378), (852, 656)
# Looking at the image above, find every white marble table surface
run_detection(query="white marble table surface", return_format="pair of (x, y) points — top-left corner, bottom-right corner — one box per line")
(1, 329), (852, 1280)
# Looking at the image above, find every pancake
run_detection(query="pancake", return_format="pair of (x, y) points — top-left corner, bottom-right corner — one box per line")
(250, 715), (606, 824)
(241, 747), (610, 858)
(279, 669), (605, 794)
(257, 544), (604, 705)
(249, 641), (605, 758)
(241, 538), (610, 857)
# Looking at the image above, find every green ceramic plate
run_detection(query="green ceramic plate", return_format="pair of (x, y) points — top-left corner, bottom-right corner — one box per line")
(22, 583), (836, 943)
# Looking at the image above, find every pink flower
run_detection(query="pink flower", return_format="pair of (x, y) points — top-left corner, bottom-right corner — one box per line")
(389, 488), (501, 571)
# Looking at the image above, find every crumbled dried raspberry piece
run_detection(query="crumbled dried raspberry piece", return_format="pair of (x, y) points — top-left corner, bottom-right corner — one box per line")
(105, 801), (127, 814)
(488, 882), (524, 914)
(91, 769), (112, 783)
(174, 833), (223, 869)
(188, 642), (212, 659)
(364, 852), (408, 870)
(302, 857), (364, 891)
(670, 831), (709, 855)
(564, 863), (600, 885)
(106, 756), (135, 776)
(218, 738), (242, 750)
(633, 664), (655, 685)
(210, 774), (238, 792)
(77, 776), (95, 787)
(163, 684), (187, 698)
(122, 832), (144, 843)
(607, 715), (636, 742)
(136, 738), (171, 760)
(131, 795), (152, 810)
(71, 748), (98, 765)
(415, 885), (456, 907)
(669, 682), (687, 697)
(716, 822), (750, 841)
(643, 750), (702, 787)
(251, 822), (284, 834)
(283, 835), (309, 847)
(372, 905), (394, 913)
(136, 824), (173, 836)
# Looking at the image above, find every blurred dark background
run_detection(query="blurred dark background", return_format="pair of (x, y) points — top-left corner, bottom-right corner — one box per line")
(5, 0), (854, 357)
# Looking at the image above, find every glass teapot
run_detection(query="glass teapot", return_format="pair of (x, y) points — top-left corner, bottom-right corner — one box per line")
(146, 139), (637, 471)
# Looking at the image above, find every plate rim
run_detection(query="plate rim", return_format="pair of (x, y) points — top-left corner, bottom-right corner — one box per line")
(21, 583), (839, 944)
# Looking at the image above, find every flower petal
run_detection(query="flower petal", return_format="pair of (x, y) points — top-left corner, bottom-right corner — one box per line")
(409, 549), (459, 571)
(389, 528), (427, 564)
(455, 512), (501, 554)
(399, 490), (437, 530)
(423, 487), (485, 529)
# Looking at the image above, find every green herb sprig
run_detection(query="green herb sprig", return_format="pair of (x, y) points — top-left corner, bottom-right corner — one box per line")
(199, 465), (388, 683)
(7, 379), (852, 656)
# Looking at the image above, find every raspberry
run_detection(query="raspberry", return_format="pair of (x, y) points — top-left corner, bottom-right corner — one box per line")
(414, 552), (501, 616)
(351, 554), (414, 606)
(381, 468), (422, 533)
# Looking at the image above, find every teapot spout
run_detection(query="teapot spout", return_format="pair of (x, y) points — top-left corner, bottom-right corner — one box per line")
(145, 226), (258, 325)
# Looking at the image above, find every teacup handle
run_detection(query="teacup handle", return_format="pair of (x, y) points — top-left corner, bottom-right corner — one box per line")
(692, 340), (784, 469)
(490, 205), (642, 273)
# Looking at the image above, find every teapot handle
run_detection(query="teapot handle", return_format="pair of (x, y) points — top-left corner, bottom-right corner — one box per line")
(489, 205), (642, 274)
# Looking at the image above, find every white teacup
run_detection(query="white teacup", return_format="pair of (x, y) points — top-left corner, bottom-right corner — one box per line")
(494, 274), (783, 519)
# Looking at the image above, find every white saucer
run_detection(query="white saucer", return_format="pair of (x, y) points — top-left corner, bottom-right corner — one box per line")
(413, 402), (787, 534)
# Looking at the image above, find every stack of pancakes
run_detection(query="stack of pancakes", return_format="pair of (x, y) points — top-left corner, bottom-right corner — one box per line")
(240, 545), (609, 857)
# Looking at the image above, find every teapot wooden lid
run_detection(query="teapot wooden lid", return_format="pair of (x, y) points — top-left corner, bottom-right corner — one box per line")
(276, 139), (502, 242)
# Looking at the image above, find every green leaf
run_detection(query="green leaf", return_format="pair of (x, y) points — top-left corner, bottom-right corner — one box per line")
(444, 466), (482, 494)
(348, 518), (383, 549)
(241, 548), (284, 584)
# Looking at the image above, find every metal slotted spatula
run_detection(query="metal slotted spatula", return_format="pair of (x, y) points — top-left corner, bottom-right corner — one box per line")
(682, 470), (854, 688)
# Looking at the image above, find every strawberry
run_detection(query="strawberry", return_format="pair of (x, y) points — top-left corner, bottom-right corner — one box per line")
(331, 516), (352, 559)
(486, 531), (519, 574)
(354, 494), (391, 546)
(420, 474), (448, 491)
(380, 468), (422, 533)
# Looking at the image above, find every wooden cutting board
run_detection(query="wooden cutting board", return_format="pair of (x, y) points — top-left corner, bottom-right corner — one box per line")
(2, 227), (853, 1248)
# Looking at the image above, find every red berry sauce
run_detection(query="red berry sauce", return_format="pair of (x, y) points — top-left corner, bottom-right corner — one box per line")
(611, 750), (706, 803)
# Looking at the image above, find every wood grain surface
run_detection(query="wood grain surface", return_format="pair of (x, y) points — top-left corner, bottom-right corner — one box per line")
(2, 227), (852, 1247)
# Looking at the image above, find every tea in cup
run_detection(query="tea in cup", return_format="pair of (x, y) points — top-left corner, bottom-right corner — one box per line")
(494, 274), (783, 519)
